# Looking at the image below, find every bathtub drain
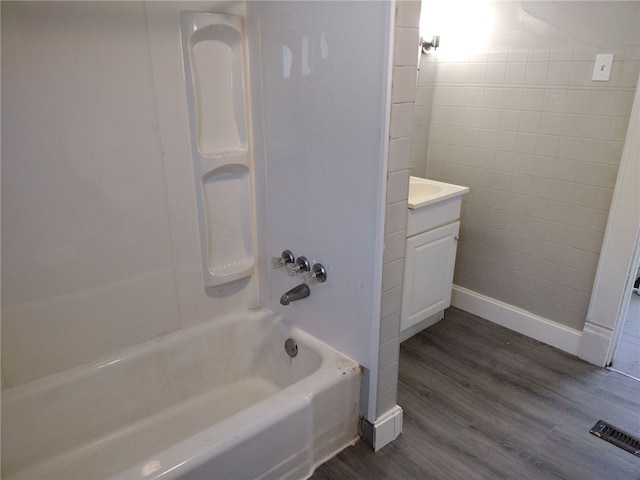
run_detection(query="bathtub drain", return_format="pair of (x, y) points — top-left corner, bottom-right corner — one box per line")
(285, 338), (298, 358)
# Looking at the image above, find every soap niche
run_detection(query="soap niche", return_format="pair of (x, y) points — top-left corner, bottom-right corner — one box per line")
(181, 11), (254, 288)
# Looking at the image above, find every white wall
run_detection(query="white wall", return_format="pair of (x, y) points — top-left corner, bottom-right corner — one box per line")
(1, 1), (258, 387)
(2, 1), (393, 403)
(248, 1), (391, 386)
(411, 0), (639, 332)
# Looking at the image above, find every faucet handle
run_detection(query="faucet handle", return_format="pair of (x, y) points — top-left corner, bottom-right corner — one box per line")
(287, 256), (310, 276)
(271, 250), (295, 269)
(303, 263), (327, 284)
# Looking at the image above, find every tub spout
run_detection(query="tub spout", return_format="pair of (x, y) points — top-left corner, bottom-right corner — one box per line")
(280, 283), (310, 305)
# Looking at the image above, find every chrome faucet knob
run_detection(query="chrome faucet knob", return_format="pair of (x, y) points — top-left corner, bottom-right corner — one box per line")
(303, 263), (327, 284)
(287, 256), (310, 276)
(271, 250), (295, 269)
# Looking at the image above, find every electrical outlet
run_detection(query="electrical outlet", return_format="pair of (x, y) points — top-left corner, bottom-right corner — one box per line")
(592, 53), (614, 82)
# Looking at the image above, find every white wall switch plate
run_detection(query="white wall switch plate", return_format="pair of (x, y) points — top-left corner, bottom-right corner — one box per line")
(592, 53), (614, 81)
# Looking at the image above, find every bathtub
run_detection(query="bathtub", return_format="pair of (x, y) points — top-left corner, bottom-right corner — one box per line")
(1, 308), (361, 479)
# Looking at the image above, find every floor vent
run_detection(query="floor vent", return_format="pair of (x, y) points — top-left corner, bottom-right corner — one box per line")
(590, 420), (640, 457)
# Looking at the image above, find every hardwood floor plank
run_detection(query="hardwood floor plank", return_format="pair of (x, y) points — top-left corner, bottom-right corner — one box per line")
(311, 308), (640, 480)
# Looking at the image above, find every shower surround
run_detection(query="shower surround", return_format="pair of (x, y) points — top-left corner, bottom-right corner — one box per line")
(1, 1), (393, 477)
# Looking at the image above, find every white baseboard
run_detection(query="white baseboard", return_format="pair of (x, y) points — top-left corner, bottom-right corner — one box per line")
(451, 285), (582, 355)
(361, 405), (403, 451)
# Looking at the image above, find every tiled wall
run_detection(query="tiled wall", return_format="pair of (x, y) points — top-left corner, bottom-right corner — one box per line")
(377, 0), (420, 418)
(411, 46), (639, 330)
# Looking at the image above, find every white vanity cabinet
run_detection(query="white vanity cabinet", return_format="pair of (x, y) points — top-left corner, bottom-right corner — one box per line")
(400, 177), (469, 341)
(400, 221), (459, 334)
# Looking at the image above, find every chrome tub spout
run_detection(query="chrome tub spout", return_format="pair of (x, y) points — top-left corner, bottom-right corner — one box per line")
(280, 283), (310, 305)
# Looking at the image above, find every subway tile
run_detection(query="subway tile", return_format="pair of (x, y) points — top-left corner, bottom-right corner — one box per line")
(390, 102), (415, 138)
(392, 66), (418, 103)
(620, 61), (640, 87)
(564, 90), (590, 114)
(507, 50), (529, 62)
(519, 111), (541, 133)
(507, 192), (528, 214)
(598, 164), (619, 189)
(486, 63), (506, 84)
(546, 62), (571, 85)
(379, 312), (400, 345)
(531, 156), (555, 179)
(381, 286), (403, 319)
(556, 137), (582, 160)
(574, 161), (603, 187)
(550, 50), (573, 62)
(384, 200), (408, 234)
(525, 62), (549, 85)
(579, 271), (597, 292)
(502, 88), (524, 110)
(483, 87), (503, 108)
(377, 361), (399, 396)
(610, 117), (630, 142)
(565, 225), (605, 253)
(539, 113), (563, 135)
(386, 169), (410, 204)
(418, 62), (437, 85)
(542, 89), (567, 113)
(560, 114), (586, 137)
(500, 110), (521, 131)
(415, 85), (435, 106)
(376, 386), (398, 418)
(549, 179), (575, 204)
(569, 61), (593, 86)
(529, 176), (553, 198)
(395, 0), (421, 27)
(529, 50), (551, 62)
(579, 139), (606, 164)
(378, 338), (400, 371)
(522, 88), (545, 111)
(465, 86), (485, 107)
(604, 141), (624, 166)
(389, 136), (411, 172)
(505, 63), (527, 84)
(587, 91), (616, 116)
(394, 27), (420, 66)
(535, 135), (559, 157)
(503, 231), (524, 251)
(493, 151), (514, 171)
(625, 46), (640, 61)
(382, 258), (405, 292)
(550, 303), (585, 330)
(468, 63), (487, 84)
(469, 52), (489, 63)
(567, 205), (609, 232)
(515, 132), (537, 154)
(584, 115), (612, 140)
(412, 107), (431, 130)
(595, 187), (614, 211)
(613, 91), (635, 117)
(488, 51), (508, 62)
(480, 108), (501, 129)
(384, 230), (406, 264)
(573, 49), (597, 62)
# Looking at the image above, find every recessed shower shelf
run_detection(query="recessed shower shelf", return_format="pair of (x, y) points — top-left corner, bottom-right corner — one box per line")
(181, 11), (255, 288)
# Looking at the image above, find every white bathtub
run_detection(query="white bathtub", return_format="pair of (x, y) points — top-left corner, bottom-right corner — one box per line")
(2, 308), (361, 479)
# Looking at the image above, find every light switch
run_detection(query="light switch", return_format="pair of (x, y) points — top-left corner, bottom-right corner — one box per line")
(592, 53), (614, 81)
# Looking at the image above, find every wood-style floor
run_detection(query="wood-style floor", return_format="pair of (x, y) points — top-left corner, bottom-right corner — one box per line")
(312, 308), (640, 480)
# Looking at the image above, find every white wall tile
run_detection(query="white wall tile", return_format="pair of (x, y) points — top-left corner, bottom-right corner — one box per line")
(392, 66), (418, 103)
(391, 102), (415, 138)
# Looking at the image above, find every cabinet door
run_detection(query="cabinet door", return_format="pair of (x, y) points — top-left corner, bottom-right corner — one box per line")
(400, 221), (459, 332)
